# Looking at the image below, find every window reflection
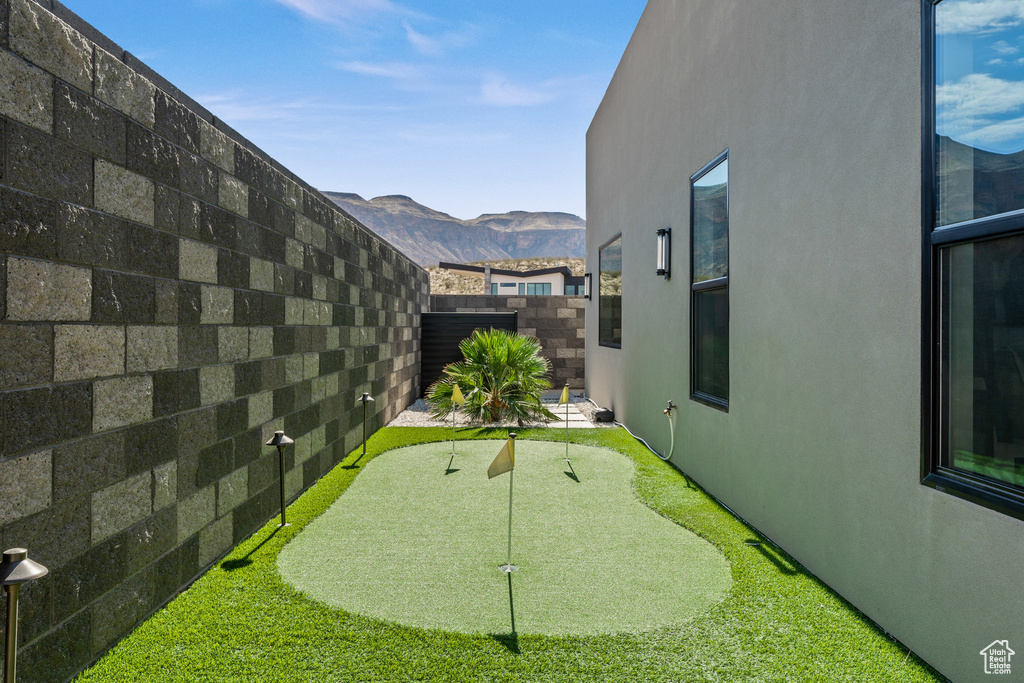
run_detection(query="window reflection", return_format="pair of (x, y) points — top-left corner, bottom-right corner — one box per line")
(942, 233), (1024, 489)
(936, 0), (1024, 226)
(599, 236), (622, 346)
(693, 288), (729, 400)
(692, 160), (729, 282)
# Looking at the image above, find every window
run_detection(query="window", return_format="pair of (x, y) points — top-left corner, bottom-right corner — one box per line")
(565, 285), (581, 295)
(599, 235), (622, 347)
(519, 283), (525, 295)
(527, 283), (551, 296)
(926, 0), (1024, 517)
(491, 283), (497, 295)
(691, 152), (729, 408)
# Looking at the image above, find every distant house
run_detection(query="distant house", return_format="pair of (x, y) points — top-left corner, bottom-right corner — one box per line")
(439, 262), (586, 296)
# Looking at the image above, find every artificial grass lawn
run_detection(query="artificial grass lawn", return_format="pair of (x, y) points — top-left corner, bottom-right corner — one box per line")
(278, 440), (731, 635)
(76, 427), (944, 682)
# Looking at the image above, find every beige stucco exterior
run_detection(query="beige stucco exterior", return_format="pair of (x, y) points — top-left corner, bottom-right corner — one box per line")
(585, 1), (1024, 681)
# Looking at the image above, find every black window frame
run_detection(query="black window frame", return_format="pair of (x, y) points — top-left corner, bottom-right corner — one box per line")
(598, 233), (623, 349)
(690, 150), (730, 411)
(922, 0), (1024, 520)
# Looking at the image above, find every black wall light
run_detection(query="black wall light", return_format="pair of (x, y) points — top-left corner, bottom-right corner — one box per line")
(656, 228), (671, 279)
(583, 272), (592, 299)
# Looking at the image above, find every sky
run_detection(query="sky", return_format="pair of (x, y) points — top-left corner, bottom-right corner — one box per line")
(62, 0), (648, 220)
(936, 0), (1024, 154)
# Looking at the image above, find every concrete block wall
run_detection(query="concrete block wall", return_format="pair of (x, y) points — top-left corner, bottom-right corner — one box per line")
(429, 295), (585, 389)
(0, 1), (428, 680)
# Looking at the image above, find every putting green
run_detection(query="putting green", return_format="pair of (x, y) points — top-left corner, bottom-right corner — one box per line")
(277, 440), (732, 635)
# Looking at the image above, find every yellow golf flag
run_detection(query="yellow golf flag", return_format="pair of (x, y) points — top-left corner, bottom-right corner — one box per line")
(487, 438), (515, 478)
(558, 385), (570, 405)
(451, 383), (466, 406)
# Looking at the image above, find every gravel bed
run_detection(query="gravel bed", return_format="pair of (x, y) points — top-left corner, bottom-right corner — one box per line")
(387, 396), (616, 428)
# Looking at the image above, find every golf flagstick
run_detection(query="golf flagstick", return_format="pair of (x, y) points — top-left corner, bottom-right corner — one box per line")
(488, 433), (517, 572)
(558, 385), (577, 480)
(448, 384), (466, 471)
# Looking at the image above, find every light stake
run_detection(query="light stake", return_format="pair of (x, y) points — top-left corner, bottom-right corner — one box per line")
(359, 393), (375, 458)
(1, 548), (48, 683)
(266, 431), (294, 527)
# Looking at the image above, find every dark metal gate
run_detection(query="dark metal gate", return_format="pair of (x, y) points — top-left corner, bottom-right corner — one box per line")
(420, 312), (518, 395)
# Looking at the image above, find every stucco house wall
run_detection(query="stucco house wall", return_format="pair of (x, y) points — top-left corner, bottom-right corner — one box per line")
(585, 1), (1023, 681)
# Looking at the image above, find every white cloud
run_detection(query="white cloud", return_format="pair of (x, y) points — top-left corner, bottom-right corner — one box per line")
(273, 0), (396, 24)
(937, 0), (1024, 34)
(938, 72), (1024, 119)
(480, 74), (555, 107)
(967, 114), (1024, 144)
(938, 73), (1024, 148)
(338, 61), (421, 79)
(992, 38), (1020, 53)
(404, 22), (443, 56)
(196, 91), (321, 122)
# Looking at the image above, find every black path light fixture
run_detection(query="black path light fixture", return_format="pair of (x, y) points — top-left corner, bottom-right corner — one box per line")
(656, 227), (671, 279)
(266, 430), (294, 527)
(583, 272), (592, 300)
(2, 548), (48, 683)
(360, 392), (375, 458)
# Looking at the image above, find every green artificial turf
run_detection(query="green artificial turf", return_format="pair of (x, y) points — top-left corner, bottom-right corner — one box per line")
(75, 427), (946, 683)
(277, 440), (731, 635)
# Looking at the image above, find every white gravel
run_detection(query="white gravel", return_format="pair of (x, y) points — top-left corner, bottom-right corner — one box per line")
(387, 395), (616, 428)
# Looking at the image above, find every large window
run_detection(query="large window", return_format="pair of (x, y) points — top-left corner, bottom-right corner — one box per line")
(691, 153), (729, 408)
(599, 235), (622, 347)
(926, 0), (1024, 517)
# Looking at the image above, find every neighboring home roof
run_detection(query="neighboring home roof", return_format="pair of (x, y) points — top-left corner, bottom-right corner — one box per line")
(439, 262), (574, 279)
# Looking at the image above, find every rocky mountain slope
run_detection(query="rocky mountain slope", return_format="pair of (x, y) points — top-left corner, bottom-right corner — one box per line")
(323, 192), (585, 267)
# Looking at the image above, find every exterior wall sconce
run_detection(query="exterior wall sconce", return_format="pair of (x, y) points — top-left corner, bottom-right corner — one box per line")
(266, 431), (294, 527)
(2, 548), (48, 683)
(656, 228), (671, 279)
(583, 273), (592, 299)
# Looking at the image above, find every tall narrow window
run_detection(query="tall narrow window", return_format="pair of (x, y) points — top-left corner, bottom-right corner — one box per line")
(599, 235), (622, 347)
(691, 152), (729, 408)
(927, 0), (1024, 517)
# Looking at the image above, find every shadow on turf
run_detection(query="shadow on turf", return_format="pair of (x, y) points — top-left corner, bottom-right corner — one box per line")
(342, 451), (367, 470)
(746, 538), (806, 576)
(221, 526), (282, 571)
(490, 573), (520, 654)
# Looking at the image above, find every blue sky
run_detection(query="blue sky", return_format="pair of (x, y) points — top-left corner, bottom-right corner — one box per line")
(936, 0), (1024, 154)
(63, 0), (647, 220)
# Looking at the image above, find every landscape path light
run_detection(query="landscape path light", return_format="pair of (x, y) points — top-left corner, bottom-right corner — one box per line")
(266, 431), (294, 527)
(359, 393), (375, 458)
(2, 548), (48, 683)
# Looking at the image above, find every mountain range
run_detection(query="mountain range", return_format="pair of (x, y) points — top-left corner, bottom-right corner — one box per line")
(323, 192), (585, 267)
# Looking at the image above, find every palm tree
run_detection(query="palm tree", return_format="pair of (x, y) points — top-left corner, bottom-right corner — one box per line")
(427, 328), (558, 425)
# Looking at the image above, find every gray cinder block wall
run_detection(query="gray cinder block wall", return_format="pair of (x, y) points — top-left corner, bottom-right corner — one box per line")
(0, 1), (428, 680)
(430, 295), (585, 389)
